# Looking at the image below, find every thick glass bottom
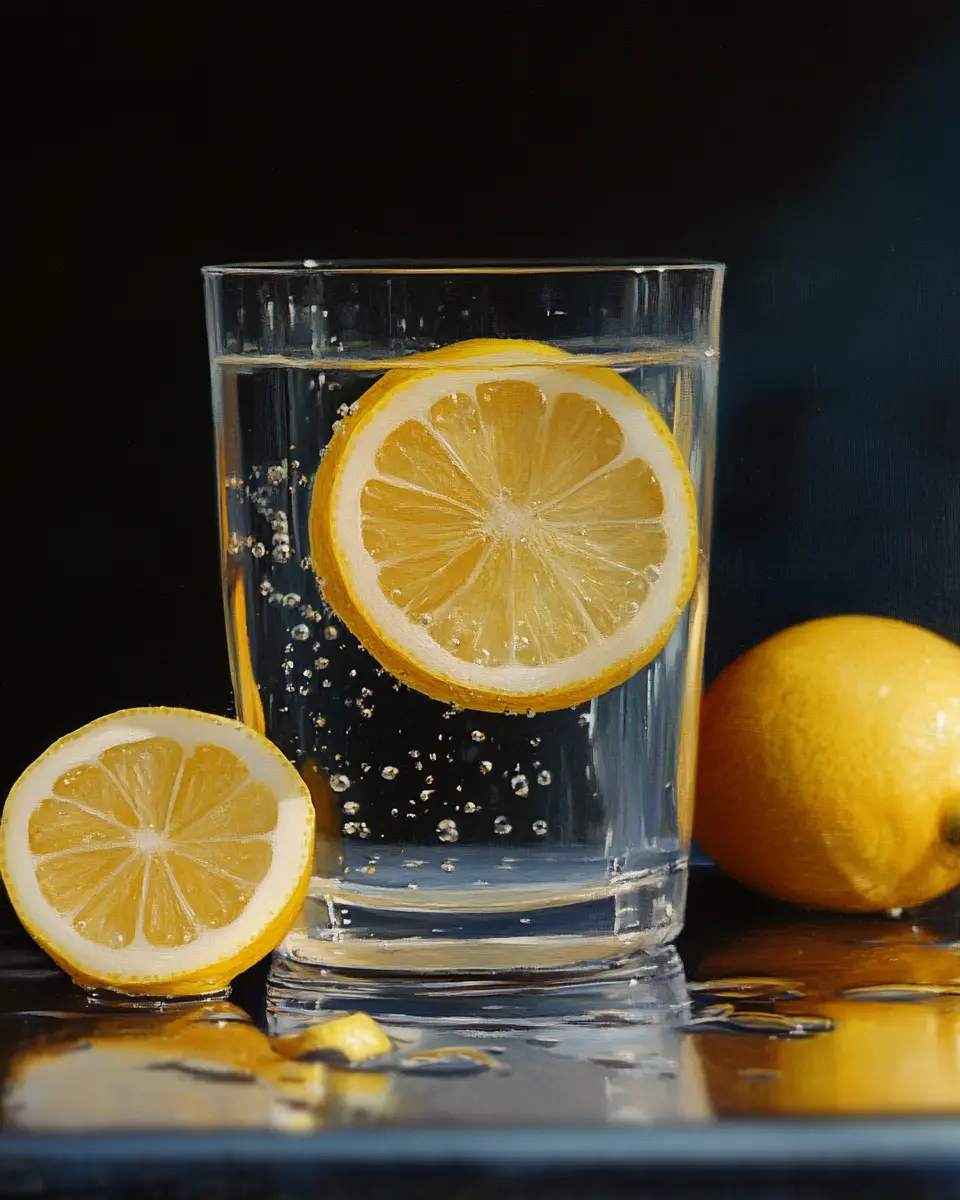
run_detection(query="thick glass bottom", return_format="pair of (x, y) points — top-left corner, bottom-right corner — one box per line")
(269, 858), (687, 1010)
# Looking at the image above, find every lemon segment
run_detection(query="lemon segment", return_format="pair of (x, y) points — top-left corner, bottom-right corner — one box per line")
(1, 708), (315, 995)
(311, 338), (698, 712)
(272, 1012), (394, 1064)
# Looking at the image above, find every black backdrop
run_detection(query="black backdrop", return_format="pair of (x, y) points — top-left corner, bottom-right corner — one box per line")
(11, 4), (960, 790)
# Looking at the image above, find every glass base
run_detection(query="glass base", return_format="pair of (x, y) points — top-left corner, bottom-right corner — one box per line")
(269, 861), (686, 1016)
(267, 943), (688, 1028)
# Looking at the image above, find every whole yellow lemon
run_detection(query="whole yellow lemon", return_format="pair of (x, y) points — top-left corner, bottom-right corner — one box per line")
(694, 616), (960, 911)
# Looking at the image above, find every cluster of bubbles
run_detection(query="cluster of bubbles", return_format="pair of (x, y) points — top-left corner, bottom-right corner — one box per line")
(228, 443), (598, 862)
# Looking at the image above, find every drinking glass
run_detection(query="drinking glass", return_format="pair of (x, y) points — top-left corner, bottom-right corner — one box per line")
(203, 262), (723, 987)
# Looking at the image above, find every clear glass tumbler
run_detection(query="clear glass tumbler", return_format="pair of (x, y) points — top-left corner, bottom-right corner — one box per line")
(203, 262), (722, 986)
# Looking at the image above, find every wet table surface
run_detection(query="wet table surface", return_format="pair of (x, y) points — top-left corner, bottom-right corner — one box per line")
(0, 869), (957, 1198)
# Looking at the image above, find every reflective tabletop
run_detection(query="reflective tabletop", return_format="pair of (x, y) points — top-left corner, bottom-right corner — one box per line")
(0, 870), (957, 1197)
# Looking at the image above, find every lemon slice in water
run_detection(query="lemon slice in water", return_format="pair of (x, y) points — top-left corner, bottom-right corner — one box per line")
(311, 338), (698, 713)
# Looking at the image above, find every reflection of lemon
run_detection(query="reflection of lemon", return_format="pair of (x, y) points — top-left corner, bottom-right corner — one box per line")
(697, 916), (960, 997)
(327, 1068), (395, 1119)
(694, 915), (960, 1115)
(695, 997), (960, 1116)
(695, 617), (960, 911)
(4, 1004), (325, 1131)
(310, 338), (698, 713)
(0, 708), (315, 995)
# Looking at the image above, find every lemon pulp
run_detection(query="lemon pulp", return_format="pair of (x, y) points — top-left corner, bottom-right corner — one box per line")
(311, 339), (698, 712)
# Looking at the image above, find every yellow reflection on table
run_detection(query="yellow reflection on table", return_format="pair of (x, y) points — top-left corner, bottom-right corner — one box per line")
(3, 1002), (325, 1133)
(692, 912), (960, 1115)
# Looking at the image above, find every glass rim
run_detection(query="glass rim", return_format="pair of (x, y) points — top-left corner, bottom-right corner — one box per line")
(201, 258), (726, 277)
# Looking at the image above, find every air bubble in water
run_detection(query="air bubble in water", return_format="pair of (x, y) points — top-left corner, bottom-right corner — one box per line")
(342, 822), (359, 834)
(532, 820), (548, 836)
(471, 730), (486, 743)
(537, 770), (552, 786)
(315, 657), (329, 670)
(478, 760), (492, 774)
(330, 774), (351, 792)
(420, 789), (434, 801)
(251, 542), (266, 559)
(283, 593), (301, 608)
(493, 816), (513, 835)
(463, 801), (478, 813)
(441, 859), (456, 872)
(578, 713), (591, 728)
(324, 625), (338, 641)
(291, 623), (311, 641)
(342, 800), (360, 815)
(511, 774), (530, 797)
(437, 818), (459, 843)
(530, 736), (541, 747)
(381, 766), (399, 780)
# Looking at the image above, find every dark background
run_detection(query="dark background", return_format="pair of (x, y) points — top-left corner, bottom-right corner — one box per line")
(11, 4), (960, 790)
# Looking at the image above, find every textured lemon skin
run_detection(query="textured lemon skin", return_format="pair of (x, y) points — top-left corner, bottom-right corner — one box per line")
(309, 338), (698, 714)
(0, 707), (315, 996)
(694, 616), (960, 912)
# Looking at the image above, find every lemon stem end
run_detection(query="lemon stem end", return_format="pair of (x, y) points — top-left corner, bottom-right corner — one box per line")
(941, 803), (960, 848)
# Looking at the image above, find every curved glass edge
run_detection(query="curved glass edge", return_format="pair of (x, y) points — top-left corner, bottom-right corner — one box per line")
(201, 260), (726, 277)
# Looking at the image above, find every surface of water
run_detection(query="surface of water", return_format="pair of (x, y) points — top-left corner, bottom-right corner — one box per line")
(212, 345), (716, 972)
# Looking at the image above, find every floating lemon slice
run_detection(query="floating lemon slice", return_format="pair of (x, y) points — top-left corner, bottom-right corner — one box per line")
(311, 338), (698, 713)
(0, 708), (315, 996)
